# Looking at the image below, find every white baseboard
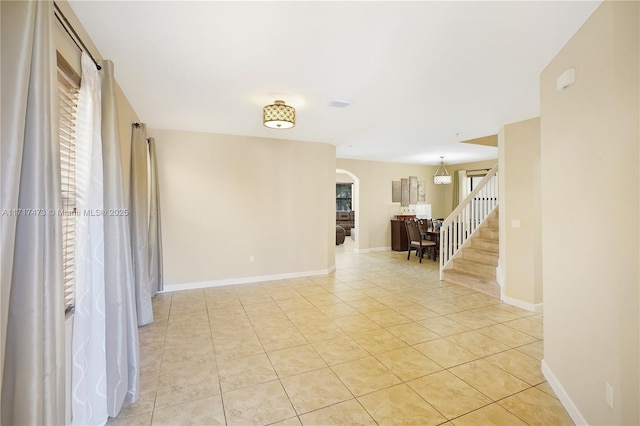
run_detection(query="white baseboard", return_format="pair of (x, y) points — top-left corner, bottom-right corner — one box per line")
(369, 246), (391, 252)
(502, 295), (544, 313)
(163, 266), (336, 293)
(541, 360), (588, 426)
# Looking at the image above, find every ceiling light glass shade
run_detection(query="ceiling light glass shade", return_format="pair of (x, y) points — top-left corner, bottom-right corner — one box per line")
(433, 156), (452, 185)
(263, 100), (295, 129)
(434, 174), (452, 185)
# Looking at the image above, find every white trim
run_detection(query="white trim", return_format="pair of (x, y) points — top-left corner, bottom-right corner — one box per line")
(496, 258), (504, 291)
(501, 295), (544, 313)
(541, 360), (588, 426)
(346, 246), (390, 254)
(162, 266), (336, 293)
(369, 246), (391, 252)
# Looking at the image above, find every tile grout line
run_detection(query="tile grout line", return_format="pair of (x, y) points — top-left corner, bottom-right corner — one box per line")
(129, 252), (553, 426)
(205, 291), (229, 426)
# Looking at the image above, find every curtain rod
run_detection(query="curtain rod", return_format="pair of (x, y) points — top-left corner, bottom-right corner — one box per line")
(53, 2), (101, 70)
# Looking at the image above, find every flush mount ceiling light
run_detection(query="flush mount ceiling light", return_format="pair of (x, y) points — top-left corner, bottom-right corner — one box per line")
(433, 156), (452, 185)
(263, 100), (295, 129)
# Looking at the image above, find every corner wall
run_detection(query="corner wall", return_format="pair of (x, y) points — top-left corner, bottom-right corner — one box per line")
(498, 117), (542, 310)
(540, 1), (639, 424)
(150, 129), (336, 288)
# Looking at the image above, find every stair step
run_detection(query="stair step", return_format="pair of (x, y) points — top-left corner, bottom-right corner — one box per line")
(479, 227), (499, 240)
(442, 269), (500, 298)
(471, 237), (498, 253)
(462, 247), (499, 266)
(441, 208), (500, 299)
(452, 258), (496, 279)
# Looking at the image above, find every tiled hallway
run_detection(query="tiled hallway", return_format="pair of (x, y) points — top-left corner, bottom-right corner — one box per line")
(109, 250), (573, 425)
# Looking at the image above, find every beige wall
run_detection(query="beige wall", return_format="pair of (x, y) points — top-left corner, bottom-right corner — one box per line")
(540, 1), (639, 424)
(149, 129), (336, 287)
(115, 83), (139, 195)
(336, 158), (446, 251)
(336, 172), (354, 184)
(498, 117), (542, 308)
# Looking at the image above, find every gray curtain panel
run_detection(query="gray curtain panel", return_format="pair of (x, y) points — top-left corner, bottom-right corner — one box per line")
(0, 1), (66, 424)
(101, 60), (141, 414)
(148, 138), (164, 293)
(130, 124), (154, 325)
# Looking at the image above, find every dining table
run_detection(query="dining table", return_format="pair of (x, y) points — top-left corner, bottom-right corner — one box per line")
(420, 228), (440, 258)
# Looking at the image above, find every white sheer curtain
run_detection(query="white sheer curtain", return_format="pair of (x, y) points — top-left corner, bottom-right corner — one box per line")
(71, 51), (108, 426)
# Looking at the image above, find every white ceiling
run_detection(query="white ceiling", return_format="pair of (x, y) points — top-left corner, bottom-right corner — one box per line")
(69, 1), (601, 165)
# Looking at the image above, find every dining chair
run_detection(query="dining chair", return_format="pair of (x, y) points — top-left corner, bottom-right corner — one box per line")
(417, 219), (439, 258)
(405, 220), (436, 263)
(417, 219), (430, 237)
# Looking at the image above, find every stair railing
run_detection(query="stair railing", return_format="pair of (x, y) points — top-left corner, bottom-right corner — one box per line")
(440, 164), (499, 279)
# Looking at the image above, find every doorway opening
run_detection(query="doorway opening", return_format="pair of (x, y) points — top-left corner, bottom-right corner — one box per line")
(335, 169), (359, 254)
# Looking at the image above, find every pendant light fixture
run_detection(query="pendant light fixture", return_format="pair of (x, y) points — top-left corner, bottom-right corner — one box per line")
(263, 100), (295, 129)
(433, 156), (452, 185)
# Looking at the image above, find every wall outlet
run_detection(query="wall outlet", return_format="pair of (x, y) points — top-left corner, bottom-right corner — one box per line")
(249, 255), (255, 262)
(606, 382), (614, 408)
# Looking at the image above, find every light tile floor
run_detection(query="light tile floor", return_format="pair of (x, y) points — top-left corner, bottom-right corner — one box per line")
(109, 250), (574, 426)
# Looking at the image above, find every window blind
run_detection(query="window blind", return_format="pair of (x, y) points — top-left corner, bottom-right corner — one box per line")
(58, 67), (79, 313)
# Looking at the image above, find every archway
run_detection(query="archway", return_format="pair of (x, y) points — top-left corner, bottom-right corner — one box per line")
(335, 169), (360, 254)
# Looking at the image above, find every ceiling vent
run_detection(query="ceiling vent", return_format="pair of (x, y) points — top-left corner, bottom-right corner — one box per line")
(328, 99), (352, 108)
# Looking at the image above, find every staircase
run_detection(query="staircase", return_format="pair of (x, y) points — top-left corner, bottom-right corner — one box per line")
(439, 164), (500, 298)
(442, 210), (500, 298)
